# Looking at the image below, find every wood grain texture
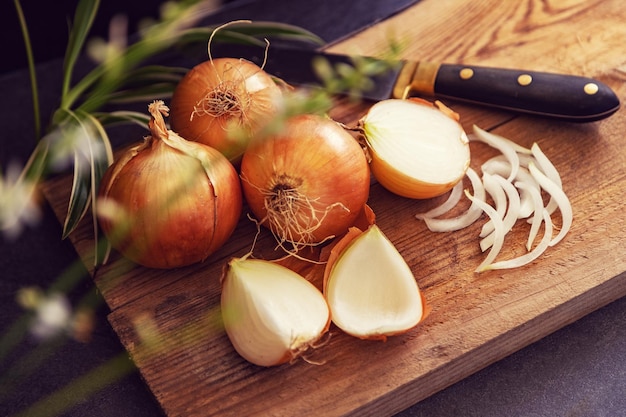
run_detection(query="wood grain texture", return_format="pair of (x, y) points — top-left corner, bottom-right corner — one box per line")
(41, 0), (626, 416)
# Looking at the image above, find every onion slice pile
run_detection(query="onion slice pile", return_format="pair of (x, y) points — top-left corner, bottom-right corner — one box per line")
(414, 125), (572, 271)
(323, 224), (429, 341)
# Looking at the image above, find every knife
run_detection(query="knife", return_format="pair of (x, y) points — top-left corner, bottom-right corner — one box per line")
(208, 43), (620, 123)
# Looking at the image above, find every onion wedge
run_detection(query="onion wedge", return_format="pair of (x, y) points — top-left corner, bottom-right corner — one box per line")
(221, 257), (331, 367)
(323, 224), (429, 341)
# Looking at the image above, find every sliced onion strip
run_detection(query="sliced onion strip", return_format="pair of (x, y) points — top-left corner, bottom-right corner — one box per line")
(531, 143), (562, 188)
(528, 162), (572, 246)
(479, 174), (521, 252)
(464, 189), (505, 272)
(415, 180), (463, 220)
(471, 125), (529, 182)
(481, 158), (539, 219)
(479, 172), (507, 237)
(514, 180), (544, 251)
(481, 209), (553, 271)
(423, 168), (485, 232)
(531, 143), (563, 214)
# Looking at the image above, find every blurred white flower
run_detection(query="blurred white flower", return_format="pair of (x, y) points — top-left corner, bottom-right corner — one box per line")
(45, 121), (107, 174)
(31, 293), (73, 340)
(17, 288), (72, 340)
(87, 14), (127, 65)
(0, 162), (42, 239)
(17, 287), (96, 342)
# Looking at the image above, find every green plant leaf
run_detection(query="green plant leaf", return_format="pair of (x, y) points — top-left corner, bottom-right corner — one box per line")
(80, 111), (113, 266)
(119, 65), (188, 86)
(217, 21), (325, 45)
(59, 110), (113, 234)
(69, 37), (181, 115)
(176, 27), (269, 47)
(94, 111), (151, 129)
(21, 138), (50, 184)
(61, 20), (323, 116)
(104, 83), (179, 104)
(58, 109), (113, 266)
(61, 0), (100, 102)
(63, 148), (92, 238)
(93, 65), (188, 104)
(175, 23), (325, 51)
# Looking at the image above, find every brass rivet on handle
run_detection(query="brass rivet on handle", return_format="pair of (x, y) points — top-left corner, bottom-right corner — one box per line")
(584, 82), (599, 95)
(517, 74), (533, 86)
(459, 68), (474, 80)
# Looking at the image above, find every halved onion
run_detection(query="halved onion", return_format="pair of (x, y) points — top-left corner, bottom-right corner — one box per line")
(323, 224), (428, 341)
(359, 98), (470, 199)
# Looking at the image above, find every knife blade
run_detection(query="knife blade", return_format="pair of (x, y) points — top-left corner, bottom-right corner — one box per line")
(209, 43), (620, 123)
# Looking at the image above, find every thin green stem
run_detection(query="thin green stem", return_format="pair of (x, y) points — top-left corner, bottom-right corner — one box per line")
(13, 0), (41, 141)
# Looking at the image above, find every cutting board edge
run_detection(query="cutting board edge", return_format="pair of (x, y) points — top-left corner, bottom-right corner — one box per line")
(343, 270), (626, 417)
(104, 269), (626, 417)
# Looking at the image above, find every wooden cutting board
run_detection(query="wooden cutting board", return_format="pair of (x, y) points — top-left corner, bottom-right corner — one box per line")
(41, 0), (626, 416)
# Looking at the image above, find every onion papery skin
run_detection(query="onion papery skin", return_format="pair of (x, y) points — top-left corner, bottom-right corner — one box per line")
(221, 257), (331, 367)
(169, 57), (283, 163)
(240, 114), (370, 246)
(98, 103), (242, 269)
(360, 99), (470, 199)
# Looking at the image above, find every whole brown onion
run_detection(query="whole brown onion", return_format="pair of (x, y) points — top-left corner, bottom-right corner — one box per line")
(98, 100), (242, 269)
(239, 114), (370, 252)
(169, 57), (283, 163)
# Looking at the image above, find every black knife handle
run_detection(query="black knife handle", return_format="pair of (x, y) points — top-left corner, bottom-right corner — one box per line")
(399, 61), (620, 122)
